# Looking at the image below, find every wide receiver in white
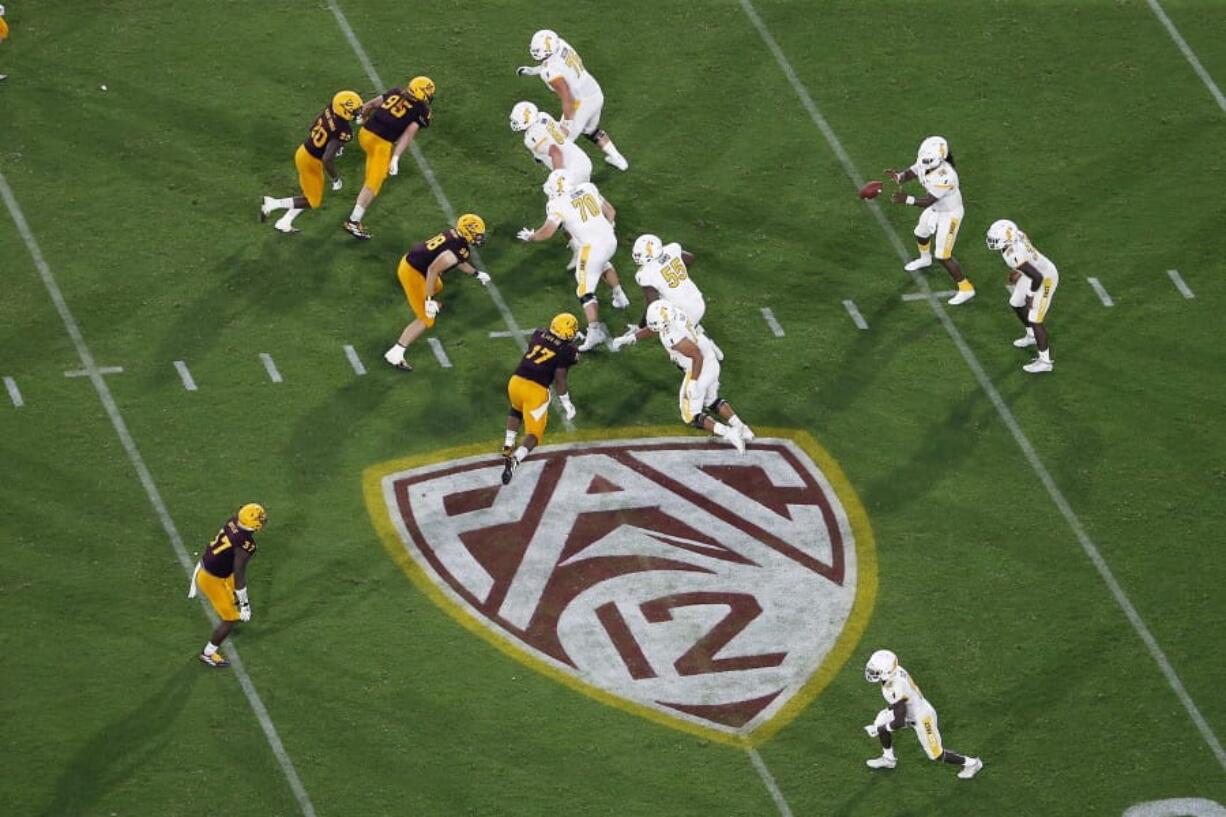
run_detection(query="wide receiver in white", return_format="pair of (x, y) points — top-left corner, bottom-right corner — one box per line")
(863, 649), (983, 779)
(516, 29), (629, 171)
(887, 136), (975, 305)
(611, 234), (716, 355)
(518, 169), (629, 351)
(987, 219), (1060, 373)
(645, 300), (753, 452)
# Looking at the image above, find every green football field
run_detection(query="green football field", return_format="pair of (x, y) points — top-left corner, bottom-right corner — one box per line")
(3, 1), (1226, 815)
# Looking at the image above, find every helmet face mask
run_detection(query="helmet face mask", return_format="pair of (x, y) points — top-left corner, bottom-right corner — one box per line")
(864, 649), (898, 683)
(530, 29), (559, 61)
(986, 218), (1019, 251)
(549, 312), (578, 340)
(457, 213), (486, 246)
(331, 90), (363, 121)
(632, 234), (661, 266)
(237, 503), (267, 531)
(509, 100), (538, 132)
(407, 76), (436, 103)
(543, 168), (573, 199)
(916, 135), (948, 171)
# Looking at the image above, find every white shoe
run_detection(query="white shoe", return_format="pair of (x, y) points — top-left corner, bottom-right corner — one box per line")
(866, 756), (897, 770)
(605, 153), (629, 171)
(1013, 333), (1037, 348)
(724, 427), (746, 454)
(958, 757), (983, 779)
(611, 291), (630, 310)
(274, 223), (300, 234)
(260, 196), (276, 222)
(1023, 358), (1052, 374)
(577, 323), (608, 352)
(904, 256), (932, 272)
(947, 288), (976, 306)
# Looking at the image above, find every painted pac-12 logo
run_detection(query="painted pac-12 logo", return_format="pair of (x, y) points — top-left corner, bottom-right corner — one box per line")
(364, 429), (876, 746)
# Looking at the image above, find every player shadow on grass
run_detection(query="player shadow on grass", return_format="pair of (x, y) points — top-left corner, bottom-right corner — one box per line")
(37, 662), (200, 817)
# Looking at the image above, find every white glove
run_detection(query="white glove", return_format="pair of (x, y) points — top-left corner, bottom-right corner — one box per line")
(559, 394), (577, 420)
(389, 154), (400, 176)
(0, 6), (7, 17)
(474, 271), (491, 286)
(236, 587), (252, 621)
(331, 176), (343, 191)
(684, 380), (699, 406)
(517, 227), (535, 242)
(425, 298), (440, 319)
(559, 119), (575, 139)
(864, 723), (879, 738)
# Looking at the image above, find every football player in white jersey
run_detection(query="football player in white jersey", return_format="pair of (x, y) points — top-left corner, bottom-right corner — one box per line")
(508, 100), (593, 184)
(863, 649), (983, 779)
(987, 219), (1060, 373)
(645, 300), (754, 452)
(610, 234), (717, 354)
(516, 29), (629, 171)
(517, 169), (630, 351)
(887, 136), (975, 305)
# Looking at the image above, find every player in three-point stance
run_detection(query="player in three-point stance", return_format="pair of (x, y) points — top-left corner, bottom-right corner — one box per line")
(887, 136), (975, 306)
(611, 234), (720, 361)
(261, 91), (363, 234)
(501, 313), (580, 485)
(644, 299), (754, 452)
(518, 169), (630, 352)
(987, 219), (1060, 373)
(188, 504), (267, 669)
(385, 214), (490, 373)
(863, 649), (983, 779)
(509, 100), (593, 184)
(516, 29), (629, 171)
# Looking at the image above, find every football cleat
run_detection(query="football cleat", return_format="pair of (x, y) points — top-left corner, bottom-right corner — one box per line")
(275, 224), (300, 234)
(904, 256), (932, 272)
(260, 197), (275, 222)
(605, 153), (629, 171)
(958, 758), (984, 779)
(501, 455), (517, 485)
(866, 755), (897, 771)
(1023, 358), (1053, 374)
(1013, 333), (1037, 348)
(611, 289), (630, 310)
(199, 651), (230, 669)
(726, 427), (746, 454)
(947, 288), (976, 306)
(577, 322), (608, 352)
(343, 219), (372, 240)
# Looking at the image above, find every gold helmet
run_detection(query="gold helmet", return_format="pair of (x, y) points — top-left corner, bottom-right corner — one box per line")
(407, 76), (436, 103)
(456, 213), (486, 246)
(237, 503), (267, 531)
(331, 90), (363, 121)
(549, 312), (579, 341)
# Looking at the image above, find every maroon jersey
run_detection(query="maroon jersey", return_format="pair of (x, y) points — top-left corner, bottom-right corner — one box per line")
(201, 517), (256, 579)
(514, 328), (579, 387)
(302, 106), (353, 160)
(364, 88), (431, 142)
(405, 229), (471, 273)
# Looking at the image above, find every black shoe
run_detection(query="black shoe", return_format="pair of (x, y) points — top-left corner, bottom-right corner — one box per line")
(501, 455), (517, 485)
(343, 219), (372, 240)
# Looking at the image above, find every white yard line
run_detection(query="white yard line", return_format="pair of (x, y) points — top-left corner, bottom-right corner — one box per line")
(0, 169), (318, 816)
(488, 329), (536, 339)
(326, 0), (575, 429)
(260, 352), (284, 383)
(66, 365), (122, 377)
(343, 344), (367, 375)
(841, 299), (869, 330)
(1088, 277), (1116, 307)
(427, 338), (453, 368)
(1167, 269), (1196, 299)
(1147, 0), (1226, 114)
(740, 0), (1226, 774)
(759, 307), (786, 337)
(174, 360), (198, 392)
(4, 376), (24, 407)
(901, 290), (956, 302)
(747, 748), (795, 817)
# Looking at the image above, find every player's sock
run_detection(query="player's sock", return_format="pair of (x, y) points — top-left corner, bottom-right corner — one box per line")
(882, 746), (896, 761)
(385, 343), (406, 365)
(1038, 349), (1051, 363)
(916, 240), (931, 258)
(503, 429), (516, 449)
(349, 204), (366, 222)
(203, 642), (219, 656)
(941, 751), (968, 766)
(957, 279), (974, 292)
(276, 209), (303, 230)
(513, 445), (529, 464)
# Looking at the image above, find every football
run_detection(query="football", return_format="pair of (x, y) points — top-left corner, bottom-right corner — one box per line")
(858, 180), (884, 200)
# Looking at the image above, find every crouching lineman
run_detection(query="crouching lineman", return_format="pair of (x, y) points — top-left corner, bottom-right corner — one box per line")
(518, 169), (630, 351)
(887, 136), (975, 305)
(987, 219), (1059, 374)
(611, 233), (719, 358)
(501, 313), (580, 485)
(645, 300), (753, 452)
(516, 29), (628, 171)
(509, 100), (593, 183)
(863, 649), (983, 779)
(261, 91), (362, 233)
(385, 214), (490, 372)
(188, 503), (267, 668)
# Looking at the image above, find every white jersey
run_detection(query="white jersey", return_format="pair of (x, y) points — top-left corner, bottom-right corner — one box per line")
(635, 243), (705, 323)
(546, 181), (615, 246)
(1003, 236), (1059, 282)
(523, 114), (590, 181)
(540, 42), (602, 101)
(881, 666), (934, 724)
(908, 160), (963, 214)
(657, 304), (716, 372)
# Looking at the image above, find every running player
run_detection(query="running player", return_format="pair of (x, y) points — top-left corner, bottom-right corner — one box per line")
(501, 313), (580, 485)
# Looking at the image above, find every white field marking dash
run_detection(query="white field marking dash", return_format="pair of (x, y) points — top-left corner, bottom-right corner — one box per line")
(343, 344), (367, 375)
(1147, 0), (1226, 115)
(1087, 277), (1115, 307)
(326, 0), (575, 429)
(427, 338), (453, 369)
(740, 0), (1226, 774)
(259, 352), (283, 383)
(760, 307), (786, 337)
(65, 366), (122, 378)
(488, 329), (536, 339)
(1167, 269), (1196, 299)
(173, 360), (198, 391)
(4, 376), (24, 407)
(747, 748), (795, 817)
(841, 299), (869, 330)
(0, 168), (318, 816)
(902, 290), (956, 302)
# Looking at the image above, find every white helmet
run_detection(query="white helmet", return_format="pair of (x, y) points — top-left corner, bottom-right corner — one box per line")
(509, 100), (539, 132)
(985, 219), (1021, 252)
(644, 298), (676, 333)
(916, 136), (949, 170)
(543, 168), (573, 199)
(530, 29), (560, 61)
(632, 234), (662, 266)
(864, 649), (899, 683)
